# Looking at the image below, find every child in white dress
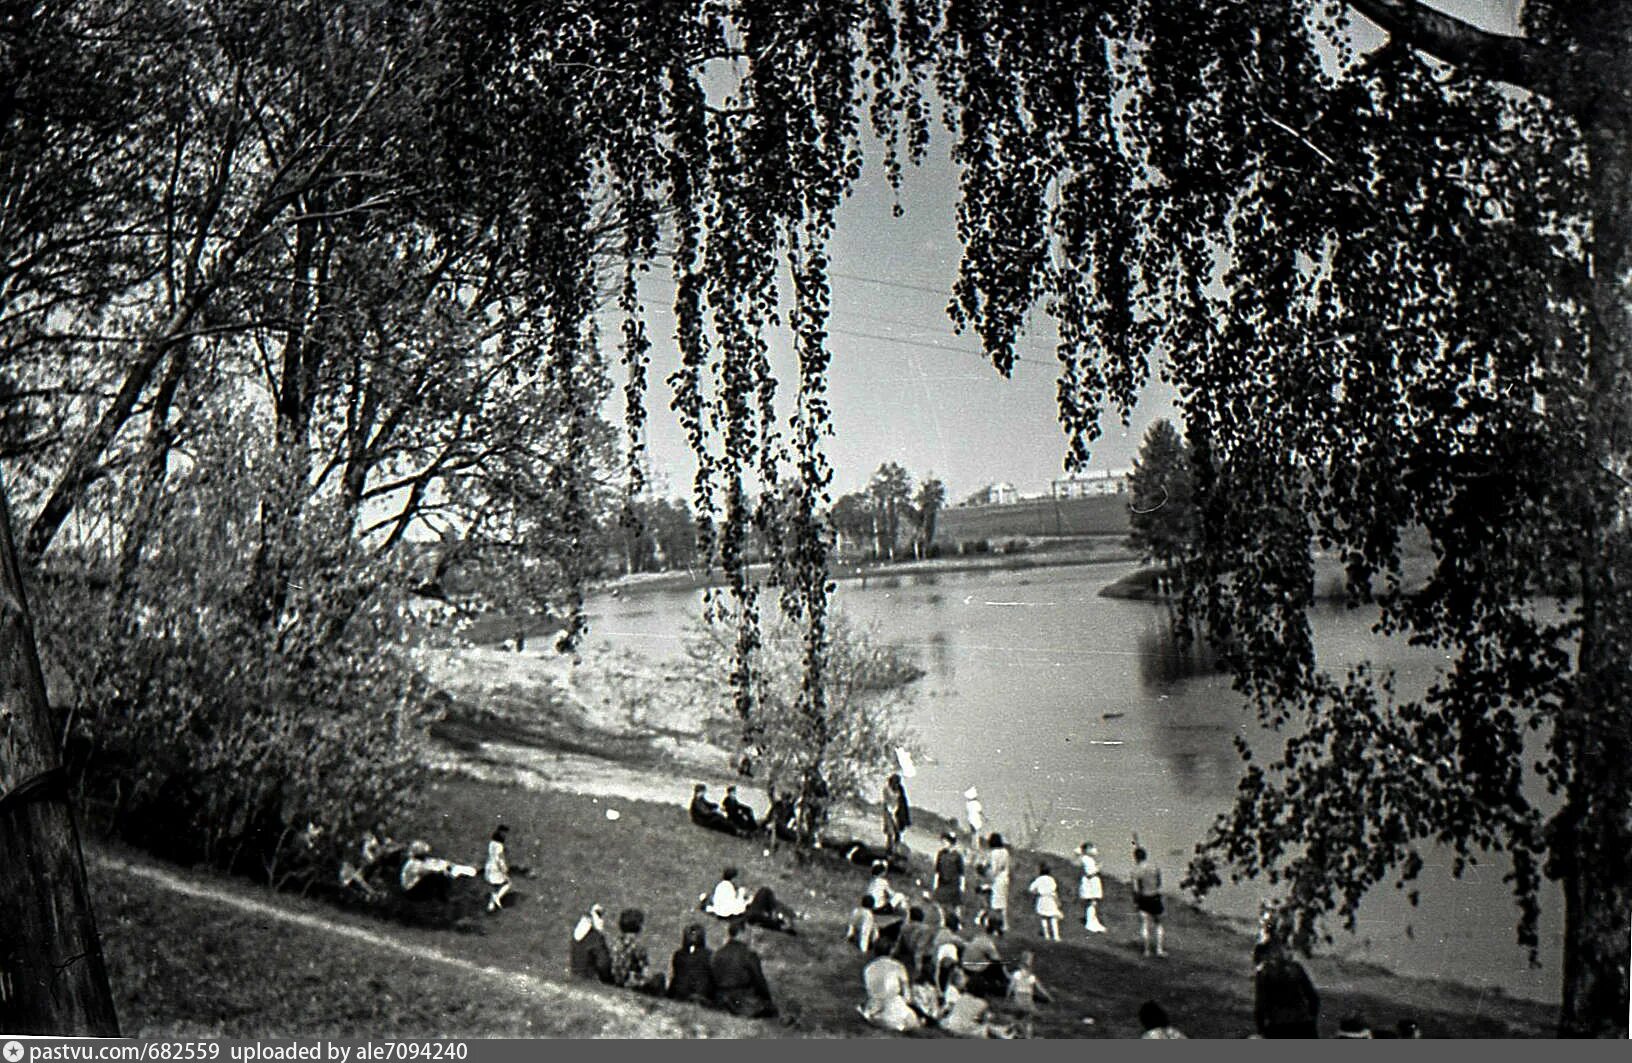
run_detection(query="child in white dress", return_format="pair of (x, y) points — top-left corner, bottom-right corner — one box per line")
(1077, 842), (1107, 933)
(1027, 862), (1062, 941)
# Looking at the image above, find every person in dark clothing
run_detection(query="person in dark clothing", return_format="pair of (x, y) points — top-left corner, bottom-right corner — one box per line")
(569, 904), (615, 984)
(689, 784), (736, 834)
(882, 773), (912, 856)
(1253, 940), (1321, 1038)
(891, 906), (933, 980)
(933, 833), (966, 916)
(711, 920), (779, 1019)
(667, 923), (715, 1004)
(763, 788), (797, 845)
(722, 785), (759, 835)
(744, 885), (799, 935)
(960, 912), (1008, 998)
(871, 904), (907, 957)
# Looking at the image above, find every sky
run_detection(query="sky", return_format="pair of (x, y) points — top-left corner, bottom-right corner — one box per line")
(599, 0), (1521, 506)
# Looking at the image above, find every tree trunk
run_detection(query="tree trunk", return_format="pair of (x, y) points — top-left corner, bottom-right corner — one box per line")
(1557, 24), (1632, 1035)
(0, 475), (119, 1034)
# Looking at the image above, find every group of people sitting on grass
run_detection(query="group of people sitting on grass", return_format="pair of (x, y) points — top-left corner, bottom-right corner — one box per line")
(682, 780), (770, 842)
(339, 823), (524, 915)
(568, 904), (781, 1019)
(701, 866), (802, 934)
(690, 782), (909, 873)
(840, 856), (1046, 1037)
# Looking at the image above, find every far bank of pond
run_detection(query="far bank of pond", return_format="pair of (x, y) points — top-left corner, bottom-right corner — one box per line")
(579, 559), (1564, 1008)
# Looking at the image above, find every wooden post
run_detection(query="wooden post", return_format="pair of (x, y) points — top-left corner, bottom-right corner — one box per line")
(0, 474), (119, 1034)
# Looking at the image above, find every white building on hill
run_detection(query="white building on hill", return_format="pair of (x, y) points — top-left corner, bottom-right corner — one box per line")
(1050, 469), (1130, 499)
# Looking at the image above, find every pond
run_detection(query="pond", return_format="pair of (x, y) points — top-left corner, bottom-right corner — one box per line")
(582, 560), (1564, 1005)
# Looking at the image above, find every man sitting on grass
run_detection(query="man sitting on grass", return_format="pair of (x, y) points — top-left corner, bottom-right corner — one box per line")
(711, 920), (779, 1019)
(722, 785), (759, 835)
(689, 784), (737, 834)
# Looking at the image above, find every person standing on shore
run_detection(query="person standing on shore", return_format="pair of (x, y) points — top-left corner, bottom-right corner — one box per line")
(963, 787), (985, 850)
(1131, 846), (1167, 957)
(882, 773), (911, 856)
(985, 833), (1012, 936)
(933, 831), (966, 918)
(1077, 842), (1106, 933)
(1027, 862), (1062, 941)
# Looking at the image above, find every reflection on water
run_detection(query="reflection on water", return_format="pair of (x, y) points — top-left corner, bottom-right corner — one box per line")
(1135, 616), (1224, 688)
(583, 561), (1564, 1005)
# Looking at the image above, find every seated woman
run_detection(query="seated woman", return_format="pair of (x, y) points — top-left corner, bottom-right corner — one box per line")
(667, 923), (715, 1005)
(568, 904), (615, 984)
(610, 908), (665, 994)
(859, 956), (922, 1033)
(689, 784), (737, 834)
(721, 785), (759, 835)
(704, 867), (751, 918)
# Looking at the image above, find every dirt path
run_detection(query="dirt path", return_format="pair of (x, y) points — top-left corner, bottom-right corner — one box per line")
(90, 852), (755, 1039)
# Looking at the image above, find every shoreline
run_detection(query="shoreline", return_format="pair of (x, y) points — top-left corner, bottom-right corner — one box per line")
(422, 655), (1561, 1020)
(598, 537), (1140, 601)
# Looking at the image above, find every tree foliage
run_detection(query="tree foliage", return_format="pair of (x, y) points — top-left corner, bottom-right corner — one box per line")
(4, 0), (1629, 1034)
(867, 462), (915, 560)
(914, 476), (947, 554)
(675, 607), (922, 840)
(1126, 419), (1195, 586)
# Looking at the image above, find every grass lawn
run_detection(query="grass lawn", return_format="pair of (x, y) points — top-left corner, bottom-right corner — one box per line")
(93, 770), (1559, 1038)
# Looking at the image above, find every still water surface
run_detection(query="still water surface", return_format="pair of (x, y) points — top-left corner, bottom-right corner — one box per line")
(584, 561), (1563, 1004)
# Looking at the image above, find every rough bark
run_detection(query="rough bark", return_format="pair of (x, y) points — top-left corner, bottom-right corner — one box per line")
(1557, 10), (1632, 1035)
(0, 475), (118, 1035)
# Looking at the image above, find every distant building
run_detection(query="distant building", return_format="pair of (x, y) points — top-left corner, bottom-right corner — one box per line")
(1050, 469), (1130, 499)
(963, 481), (1019, 507)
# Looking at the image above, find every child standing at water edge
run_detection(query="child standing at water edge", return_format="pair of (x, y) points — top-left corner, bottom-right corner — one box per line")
(1132, 846), (1167, 957)
(1077, 842), (1107, 933)
(1027, 862), (1062, 941)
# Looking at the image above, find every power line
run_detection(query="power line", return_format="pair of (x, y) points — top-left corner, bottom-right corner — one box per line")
(599, 294), (1061, 377)
(638, 264), (958, 299)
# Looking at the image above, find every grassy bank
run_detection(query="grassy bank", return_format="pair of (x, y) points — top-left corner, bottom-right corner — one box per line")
(94, 771), (1557, 1038)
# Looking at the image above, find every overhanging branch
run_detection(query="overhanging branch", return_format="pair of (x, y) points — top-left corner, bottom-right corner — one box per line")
(1347, 0), (1562, 101)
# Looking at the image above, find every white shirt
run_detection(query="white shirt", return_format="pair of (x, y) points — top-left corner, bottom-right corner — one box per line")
(485, 839), (509, 884)
(707, 879), (749, 917)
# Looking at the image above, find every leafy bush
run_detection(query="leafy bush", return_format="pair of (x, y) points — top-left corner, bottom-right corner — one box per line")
(667, 606), (923, 835)
(39, 424), (427, 890)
